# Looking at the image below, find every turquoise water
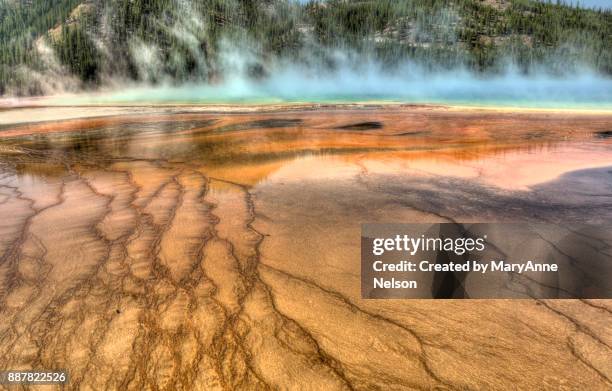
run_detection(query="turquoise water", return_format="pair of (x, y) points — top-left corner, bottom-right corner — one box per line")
(64, 73), (612, 110)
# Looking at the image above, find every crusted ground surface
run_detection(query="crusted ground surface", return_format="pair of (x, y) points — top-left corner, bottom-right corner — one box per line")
(0, 107), (611, 390)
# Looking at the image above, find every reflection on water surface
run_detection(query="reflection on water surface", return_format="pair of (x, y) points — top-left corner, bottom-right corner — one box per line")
(0, 107), (611, 390)
(3, 108), (611, 189)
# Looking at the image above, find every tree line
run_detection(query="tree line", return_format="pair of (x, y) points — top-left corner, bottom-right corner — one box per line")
(0, 0), (610, 95)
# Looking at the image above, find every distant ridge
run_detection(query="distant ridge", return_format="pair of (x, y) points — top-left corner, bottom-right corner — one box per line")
(0, 0), (610, 96)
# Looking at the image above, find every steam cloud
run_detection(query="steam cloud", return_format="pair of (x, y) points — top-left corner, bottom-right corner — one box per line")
(49, 1), (612, 108)
(95, 62), (612, 108)
(83, 44), (612, 108)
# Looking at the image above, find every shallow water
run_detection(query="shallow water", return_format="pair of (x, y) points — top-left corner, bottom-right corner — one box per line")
(55, 73), (612, 110)
(0, 107), (611, 389)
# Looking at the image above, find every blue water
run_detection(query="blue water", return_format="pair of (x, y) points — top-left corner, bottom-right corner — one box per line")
(70, 72), (612, 110)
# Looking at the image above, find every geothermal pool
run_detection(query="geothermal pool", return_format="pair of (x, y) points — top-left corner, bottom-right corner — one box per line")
(0, 105), (611, 389)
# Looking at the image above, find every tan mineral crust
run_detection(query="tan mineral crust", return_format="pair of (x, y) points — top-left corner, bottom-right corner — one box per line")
(0, 105), (610, 390)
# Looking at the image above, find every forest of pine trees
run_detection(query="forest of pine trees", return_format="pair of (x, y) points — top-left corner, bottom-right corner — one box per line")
(0, 0), (610, 95)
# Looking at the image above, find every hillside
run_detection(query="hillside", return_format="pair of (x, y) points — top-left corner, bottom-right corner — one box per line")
(0, 0), (611, 96)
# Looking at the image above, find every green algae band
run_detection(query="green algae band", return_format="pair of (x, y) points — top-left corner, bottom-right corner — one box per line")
(362, 223), (612, 299)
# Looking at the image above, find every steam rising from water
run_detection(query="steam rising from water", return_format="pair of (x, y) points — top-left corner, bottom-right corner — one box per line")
(44, 1), (612, 109)
(78, 60), (612, 109)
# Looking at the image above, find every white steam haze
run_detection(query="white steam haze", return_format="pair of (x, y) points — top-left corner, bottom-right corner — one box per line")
(92, 66), (612, 109)
(79, 46), (612, 109)
(52, 0), (612, 109)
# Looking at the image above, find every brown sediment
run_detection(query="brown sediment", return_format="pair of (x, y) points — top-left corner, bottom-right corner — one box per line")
(0, 106), (611, 390)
